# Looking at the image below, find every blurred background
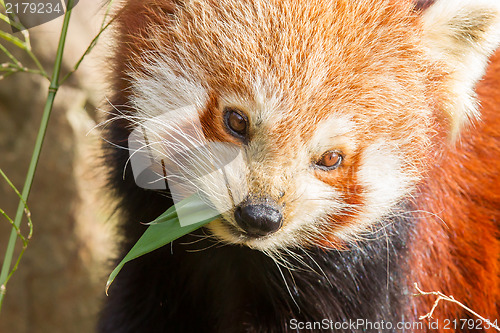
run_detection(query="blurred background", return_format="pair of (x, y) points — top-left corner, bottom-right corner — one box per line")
(0, 2), (115, 332)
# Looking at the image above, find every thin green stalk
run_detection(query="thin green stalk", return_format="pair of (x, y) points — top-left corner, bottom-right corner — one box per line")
(0, 0), (74, 311)
(23, 36), (48, 79)
(0, 13), (24, 32)
(60, 19), (114, 84)
(0, 23), (48, 79)
(0, 30), (25, 49)
(0, 63), (43, 76)
(0, 14), (25, 33)
(0, 208), (25, 245)
(0, 70), (14, 80)
(0, 43), (22, 66)
(60, 1), (115, 84)
(0, 170), (33, 314)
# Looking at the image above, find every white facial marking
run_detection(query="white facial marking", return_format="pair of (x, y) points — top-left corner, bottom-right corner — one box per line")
(129, 56), (208, 119)
(309, 114), (357, 156)
(357, 140), (416, 222)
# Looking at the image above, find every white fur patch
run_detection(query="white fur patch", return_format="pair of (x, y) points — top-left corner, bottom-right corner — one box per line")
(127, 104), (249, 225)
(309, 114), (357, 156)
(353, 141), (416, 233)
(129, 56), (208, 120)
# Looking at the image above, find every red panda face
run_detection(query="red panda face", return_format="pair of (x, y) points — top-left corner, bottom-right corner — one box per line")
(118, 0), (500, 253)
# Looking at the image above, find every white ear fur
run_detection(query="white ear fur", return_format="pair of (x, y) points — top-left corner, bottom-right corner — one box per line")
(421, 0), (500, 137)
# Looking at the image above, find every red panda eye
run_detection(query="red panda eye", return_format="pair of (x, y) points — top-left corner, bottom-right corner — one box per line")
(316, 151), (343, 170)
(224, 108), (248, 139)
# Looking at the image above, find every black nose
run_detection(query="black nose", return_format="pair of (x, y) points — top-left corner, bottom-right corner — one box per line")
(234, 200), (283, 237)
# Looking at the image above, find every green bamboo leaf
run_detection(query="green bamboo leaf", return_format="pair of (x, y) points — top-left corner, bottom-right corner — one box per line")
(105, 195), (220, 294)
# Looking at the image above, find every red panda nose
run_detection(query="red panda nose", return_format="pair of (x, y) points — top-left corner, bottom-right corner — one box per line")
(234, 200), (283, 237)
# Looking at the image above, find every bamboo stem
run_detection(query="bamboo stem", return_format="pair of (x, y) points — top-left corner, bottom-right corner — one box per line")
(0, 0), (74, 311)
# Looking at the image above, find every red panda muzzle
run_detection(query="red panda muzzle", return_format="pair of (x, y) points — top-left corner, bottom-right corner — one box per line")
(233, 197), (283, 237)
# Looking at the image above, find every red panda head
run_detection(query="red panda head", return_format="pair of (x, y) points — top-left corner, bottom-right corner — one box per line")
(114, 0), (500, 253)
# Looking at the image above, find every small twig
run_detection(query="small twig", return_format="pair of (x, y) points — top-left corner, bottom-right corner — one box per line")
(19, 28), (48, 79)
(0, 7), (49, 79)
(0, 169), (33, 313)
(0, 12), (24, 32)
(414, 283), (500, 331)
(0, 41), (21, 65)
(0, 64), (47, 77)
(0, 169), (32, 245)
(0, 208), (26, 244)
(0, 30), (26, 49)
(60, 0), (116, 84)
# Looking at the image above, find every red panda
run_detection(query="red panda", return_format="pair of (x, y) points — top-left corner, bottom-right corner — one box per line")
(99, 0), (500, 332)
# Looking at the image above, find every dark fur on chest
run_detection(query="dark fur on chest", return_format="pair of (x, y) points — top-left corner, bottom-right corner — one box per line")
(98, 121), (413, 333)
(99, 224), (411, 333)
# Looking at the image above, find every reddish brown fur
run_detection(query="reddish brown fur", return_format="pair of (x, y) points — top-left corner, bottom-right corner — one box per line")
(409, 50), (500, 331)
(198, 94), (243, 146)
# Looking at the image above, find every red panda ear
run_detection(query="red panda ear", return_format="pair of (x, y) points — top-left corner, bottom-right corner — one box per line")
(420, 0), (500, 138)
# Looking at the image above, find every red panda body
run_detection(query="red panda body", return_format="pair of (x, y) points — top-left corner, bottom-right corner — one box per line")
(99, 0), (500, 332)
(410, 50), (500, 327)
